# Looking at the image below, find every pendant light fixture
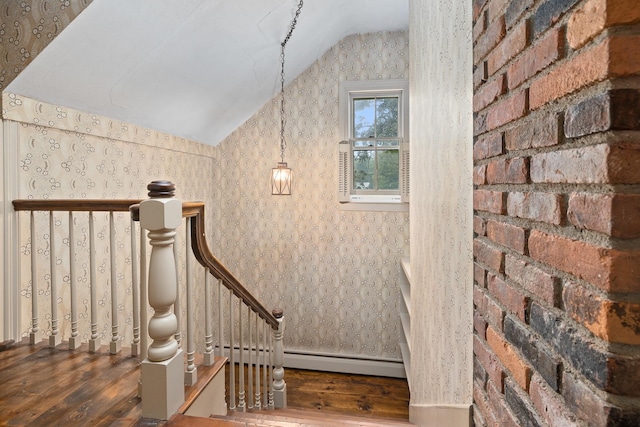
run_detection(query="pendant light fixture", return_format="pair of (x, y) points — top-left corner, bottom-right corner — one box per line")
(271, 0), (304, 196)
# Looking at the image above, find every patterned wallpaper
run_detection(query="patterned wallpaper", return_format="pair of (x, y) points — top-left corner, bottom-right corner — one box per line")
(212, 30), (410, 359)
(2, 0), (410, 361)
(4, 93), (216, 347)
(0, 0), (93, 96)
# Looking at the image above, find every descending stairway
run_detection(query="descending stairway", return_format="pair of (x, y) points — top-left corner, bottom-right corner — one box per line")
(167, 408), (414, 426)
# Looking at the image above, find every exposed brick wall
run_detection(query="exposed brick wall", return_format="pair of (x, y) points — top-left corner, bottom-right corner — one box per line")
(472, 0), (640, 425)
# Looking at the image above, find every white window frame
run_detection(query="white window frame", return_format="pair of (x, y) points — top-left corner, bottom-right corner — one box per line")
(338, 79), (409, 212)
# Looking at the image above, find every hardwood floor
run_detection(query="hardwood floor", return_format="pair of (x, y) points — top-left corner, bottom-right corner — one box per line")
(0, 340), (410, 426)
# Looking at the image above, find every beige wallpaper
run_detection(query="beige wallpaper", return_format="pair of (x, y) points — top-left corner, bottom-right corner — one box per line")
(212, 31), (410, 360)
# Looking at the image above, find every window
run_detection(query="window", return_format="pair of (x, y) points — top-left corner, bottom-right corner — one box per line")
(338, 80), (409, 208)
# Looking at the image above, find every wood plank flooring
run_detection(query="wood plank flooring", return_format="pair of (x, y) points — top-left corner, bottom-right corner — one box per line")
(0, 340), (410, 426)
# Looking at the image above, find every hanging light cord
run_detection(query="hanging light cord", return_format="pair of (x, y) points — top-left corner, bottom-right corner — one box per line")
(279, 0), (304, 163)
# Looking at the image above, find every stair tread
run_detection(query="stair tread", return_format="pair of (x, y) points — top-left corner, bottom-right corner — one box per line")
(214, 407), (413, 426)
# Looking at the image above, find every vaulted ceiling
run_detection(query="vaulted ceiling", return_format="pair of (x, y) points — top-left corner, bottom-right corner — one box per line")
(7, 0), (408, 146)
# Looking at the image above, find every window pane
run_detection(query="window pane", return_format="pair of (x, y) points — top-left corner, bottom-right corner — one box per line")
(376, 97), (399, 137)
(377, 149), (399, 190)
(353, 150), (375, 190)
(353, 99), (375, 138)
(377, 139), (399, 147)
(353, 140), (374, 148)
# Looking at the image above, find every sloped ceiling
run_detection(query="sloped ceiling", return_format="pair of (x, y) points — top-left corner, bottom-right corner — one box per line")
(6, 0), (408, 146)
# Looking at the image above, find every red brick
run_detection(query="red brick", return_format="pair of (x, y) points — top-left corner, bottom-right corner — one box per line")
(487, 380), (520, 427)
(475, 264), (487, 287)
(487, 0), (510, 24)
(475, 282), (506, 330)
(474, 386), (498, 426)
(486, 90), (527, 131)
(505, 0), (533, 29)
(486, 157), (528, 184)
(565, 90), (640, 138)
(473, 0), (489, 21)
(474, 190), (506, 214)
(475, 310), (488, 339)
(568, 192), (640, 239)
(563, 371), (640, 426)
(474, 215), (487, 236)
(507, 191), (563, 225)
(474, 133), (504, 160)
(475, 334), (505, 392)
(487, 21), (528, 76)
(475, 16), (506, 64)
(531, 144), (640, 184)
(474, 63), (488, 89)
(528, 230), (640, 292)
(488, 273), (528, 321)
(529, 374), (575, 427)
(505, 255), (560, 306)
(507, 27), (562, 90)
(568, 0), (640, 49)
(474, 74), (506, 112)
(474, 238), (505, 273)
(563, 281), (640, 345)
(487, 326), (531, 391)
(487, 220), (526, 253)
(474, 13), (487, 42)
(474, 165), (487, 185)
(504, 112), (560, 151)
(530, 36), (640, 109)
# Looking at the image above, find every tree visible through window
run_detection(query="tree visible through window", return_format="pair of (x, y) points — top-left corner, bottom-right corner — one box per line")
(352, 96), (400, 193)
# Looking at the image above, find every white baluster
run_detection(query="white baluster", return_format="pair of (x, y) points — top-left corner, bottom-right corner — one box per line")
(140, 180), (184, 420)
(49, 212), (61, 348)
(173, 241), (181, 346)
(254, 313), (261, 409)
(238, 303), (245, 411)
(138, 212), (148, 399)
(88, 212), (100, 352)
(247, 308), (254, 410)
(109, 211), (121, 354)
(203, 269), (213, 366)
(218, 279), (224, 359)
(263, 321), (268, 408)
(185, 218), (197, 386)
(68, 212), (80, 350)
(140, 222), (148, 361)
(229, 290), (236, 411)
(268, 325), (274, 409)
(131, 217), (140, 356)
(29, 211), (38, 345)
(272, 309), (286, 409)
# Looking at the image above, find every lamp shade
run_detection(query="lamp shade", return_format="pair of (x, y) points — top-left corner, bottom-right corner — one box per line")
(271, 162), (292, 195)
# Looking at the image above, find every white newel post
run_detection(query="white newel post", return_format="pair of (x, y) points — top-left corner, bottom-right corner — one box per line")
(139, 180), (185, 420)
(271, 308), (287, 409)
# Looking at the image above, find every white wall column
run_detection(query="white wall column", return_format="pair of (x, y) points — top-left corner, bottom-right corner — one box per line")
(409, 1), (473, 426)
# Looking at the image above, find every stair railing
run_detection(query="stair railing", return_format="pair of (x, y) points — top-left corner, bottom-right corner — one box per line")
(12, 180), (286, 421)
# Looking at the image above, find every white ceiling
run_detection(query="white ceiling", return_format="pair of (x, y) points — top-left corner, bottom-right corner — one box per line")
(7, 0), (408, 146)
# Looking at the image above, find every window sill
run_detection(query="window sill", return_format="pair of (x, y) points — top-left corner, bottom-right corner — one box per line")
(339, 201), (409, 212)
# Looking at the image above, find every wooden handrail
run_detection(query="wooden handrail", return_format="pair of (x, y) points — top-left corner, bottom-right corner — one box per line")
(183, 202), (279, 330)
(13, 198), (279, 330)
(12, 199), (142, 212)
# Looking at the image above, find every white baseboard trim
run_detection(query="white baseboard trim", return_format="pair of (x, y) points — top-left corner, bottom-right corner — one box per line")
(283, 351), (406, 379)
(216, 345), (406, 379)
(409, 404), (472, 427)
